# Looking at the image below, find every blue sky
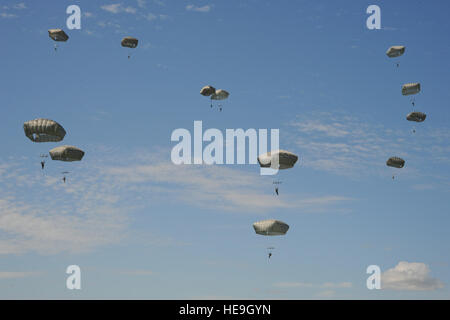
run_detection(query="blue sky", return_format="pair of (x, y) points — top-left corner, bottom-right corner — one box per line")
(0, 0), (450, 299)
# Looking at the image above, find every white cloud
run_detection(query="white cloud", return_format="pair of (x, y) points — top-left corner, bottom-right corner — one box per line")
(101, 3), (122, 14)
(382, 261), (444, 291)
(13, 3), (27, 10)
(0, 148), (350, 255)
(101, 3), (137, 14)
(186, 4), (211, 12)
(0, 271), (39, 279)
(145, 12), (157, 21)
(120, 270), (154, 276)
(274, 282), (352, 288)
(0, 12), (16, 18)
(137, 0), (146, 8)
(288, 111), (450, 178)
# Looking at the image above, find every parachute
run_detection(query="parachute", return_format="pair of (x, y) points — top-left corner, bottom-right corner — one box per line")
(258, 150), (298, 170)
(49, 145), (85, 162)
(48, 29), (69, 42)
(121, 37), (139, 48)
(211, 89), (229, 101)
(23, 119), (66, 143)
(386, 157), (405, 168)
(253, 219), (289, 236)
(386, 46), (405, 58)
(406, 111), (426, 122)
(200, 85), (216, 97)
(121, 37), (138, 59)
(402, 83), (421, 96)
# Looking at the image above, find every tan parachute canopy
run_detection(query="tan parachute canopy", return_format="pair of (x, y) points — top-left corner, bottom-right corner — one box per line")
(406, 111), (426, 122)
(48, 29), (69, 42)
(402, 83), (421, 95)
(386, 46), (405, 58)
(211, 89), (229, 100)
(258, 150), (298, 169)
(386, 157), (405, 168)
(23, 118), (66, 143)
(121, 37), (139, 48)
(49, 145), (85, 162)
(200, 85), (216, 97)
(253, 219), (289, 236)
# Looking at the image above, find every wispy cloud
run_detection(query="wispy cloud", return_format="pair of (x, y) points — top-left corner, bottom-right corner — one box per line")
(101, 3), (137, 14)
(288, 111), (450, 179)
(274, 281), (352, 288)
(0, 12), (17, 18)
(0, 271), (40, 279)
(382, 261), (444, 291)
(13, 3), (27, 10)
(186, 4), (211, 13)
(0, 147), (350, 255)
(137, 0), (146, 8)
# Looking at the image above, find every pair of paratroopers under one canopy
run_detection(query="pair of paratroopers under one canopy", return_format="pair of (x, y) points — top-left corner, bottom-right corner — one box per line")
(23, 118), (85, 183)
(200, 85), (229, 111)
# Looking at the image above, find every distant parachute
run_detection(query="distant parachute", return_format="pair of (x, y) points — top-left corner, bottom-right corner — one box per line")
(48, 29), (69, 42)
(23, 119), (66, 143)
(211, 89), (229, 101)
(49, 145), (85, 162)
(122, 37), (138, 59)
(253, 219), (289, 236)
(406, 111), (426, 122)
(386, 157), (405, 169)
(203, 87), (229, 111)
(200, 85), (216, 97)
(121, 37), (139, 48)
(402, 83), (421, 96)
(258, 150), (298, 170)
(386, 46), (405, 58)
(48, 29), (68, 51)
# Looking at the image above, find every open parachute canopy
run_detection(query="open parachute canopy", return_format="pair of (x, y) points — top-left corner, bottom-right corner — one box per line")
(121, 37), (138, 48)
(386, 46), (405, 58)
(386, 157), (405, 168)
(200, 85), (216, 97)
(48, 29), (69, 42)
(211, 89), (229, 100)
(23, 118), (66, 143)
(49, 145), (85, 162)
(402, 83), (421, 96)
(258, 150), (298, 170)
(406, 111), (427, 122)
(253, 219), (289, 236)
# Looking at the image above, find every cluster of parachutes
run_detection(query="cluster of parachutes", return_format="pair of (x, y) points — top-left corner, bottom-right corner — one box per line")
(385, 46), (426, 179)
(23, 118), (85, 183)
(200, 85), (230, 111)
(48, 28), (138, 58)
(202, 86), (299, 259)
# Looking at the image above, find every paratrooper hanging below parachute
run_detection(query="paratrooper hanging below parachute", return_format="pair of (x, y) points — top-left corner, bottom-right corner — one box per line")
(48, 29), (69, 51)
(121, 37), (138, 59)
(386, 156), (405, 180)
